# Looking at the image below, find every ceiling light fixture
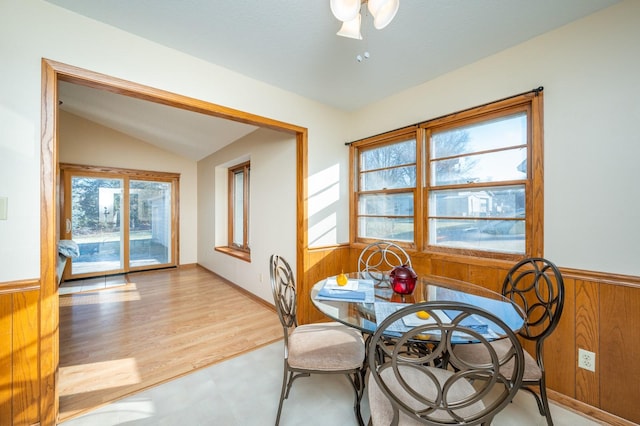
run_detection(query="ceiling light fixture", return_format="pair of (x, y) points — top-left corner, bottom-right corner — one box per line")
(330, 0), (399, 39)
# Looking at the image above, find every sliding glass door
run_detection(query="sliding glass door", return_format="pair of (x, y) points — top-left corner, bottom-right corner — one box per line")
(60, 164), (178, 280)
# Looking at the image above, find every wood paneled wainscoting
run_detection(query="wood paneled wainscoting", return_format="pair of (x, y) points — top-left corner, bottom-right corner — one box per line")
(301, 246), (640, 426)
(0, 280), (43, 426)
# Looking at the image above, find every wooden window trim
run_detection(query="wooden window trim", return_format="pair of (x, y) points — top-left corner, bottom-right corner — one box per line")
(215, 245), (250, 262)
(226, 161), (250, 257)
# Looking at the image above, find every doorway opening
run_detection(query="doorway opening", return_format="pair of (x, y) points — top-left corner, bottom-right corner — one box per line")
(41, 58), (308, 423)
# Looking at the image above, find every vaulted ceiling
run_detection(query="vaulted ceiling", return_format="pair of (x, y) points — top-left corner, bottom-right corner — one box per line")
(48, 0), (619, 160)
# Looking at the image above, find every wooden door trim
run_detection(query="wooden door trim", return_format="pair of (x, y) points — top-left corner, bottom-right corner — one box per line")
(41, 58), (59, 426)
(41, 58), (309, 424)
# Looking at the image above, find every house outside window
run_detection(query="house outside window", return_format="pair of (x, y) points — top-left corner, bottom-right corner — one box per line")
(350, 90), (543, 259)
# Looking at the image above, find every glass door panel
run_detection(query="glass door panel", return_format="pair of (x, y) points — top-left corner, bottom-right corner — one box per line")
(70, 176), (124, 275)
(129, 180), (172, 268)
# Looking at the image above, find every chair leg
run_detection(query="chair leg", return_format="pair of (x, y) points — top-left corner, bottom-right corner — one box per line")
(521, 382), (553, 426)
(539, 377), (554, 426)
(275, 365), (291, 426)
(277, 364), (365, 426)
(347, 371), (365, 426)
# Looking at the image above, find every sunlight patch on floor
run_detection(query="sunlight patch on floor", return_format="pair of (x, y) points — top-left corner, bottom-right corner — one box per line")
(59, 357), (142, 395)
(59, 275), (129, 295)
(59, 284), (140, 306)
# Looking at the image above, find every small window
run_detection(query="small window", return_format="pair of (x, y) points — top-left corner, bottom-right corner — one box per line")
(228, 162), (250, 253)
(355, 137), (416, 243)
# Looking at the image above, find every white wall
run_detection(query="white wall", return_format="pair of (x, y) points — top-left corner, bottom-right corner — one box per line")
(0, 0), (347, 282)
(197, 128), (296, 303)
(0, 0), (637, 285)
(349, 0), (640, 276)
(58, 111), (199, 264)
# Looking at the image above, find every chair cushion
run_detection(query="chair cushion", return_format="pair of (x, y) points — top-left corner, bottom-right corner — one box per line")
(453, 338), (542, 381)
(288, 322), (365, 371)
(368, 365), (485, 426)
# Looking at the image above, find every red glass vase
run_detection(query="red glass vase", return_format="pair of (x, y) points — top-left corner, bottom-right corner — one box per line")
(390, 264), (417, 295)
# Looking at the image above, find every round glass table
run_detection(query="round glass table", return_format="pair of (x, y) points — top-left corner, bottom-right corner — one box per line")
(311, 272), (525, 339)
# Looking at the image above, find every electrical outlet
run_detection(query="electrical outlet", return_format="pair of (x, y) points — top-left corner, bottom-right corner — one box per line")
(578, 348), (596, 372)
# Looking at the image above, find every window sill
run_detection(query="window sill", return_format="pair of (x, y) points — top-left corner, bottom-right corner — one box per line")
(215, 246), (251, 262)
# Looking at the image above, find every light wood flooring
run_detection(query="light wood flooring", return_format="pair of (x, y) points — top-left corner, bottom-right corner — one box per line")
(58, 265), (283, 422)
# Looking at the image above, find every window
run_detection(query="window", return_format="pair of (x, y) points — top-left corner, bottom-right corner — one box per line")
(428, 111), (528, 253)
(228, 161), (250, 253)
(355, 135), (417, 244)
(351, 90), (543, 259)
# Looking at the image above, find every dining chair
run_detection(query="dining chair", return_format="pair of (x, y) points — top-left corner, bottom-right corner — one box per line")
(357, 241), (412, 286)
(453, 257), (564, 426)
(269, 254), (366, 426)
(367, 301), (525, 425)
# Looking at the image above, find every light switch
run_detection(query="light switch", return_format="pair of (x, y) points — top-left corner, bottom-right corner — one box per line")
(0, 197), (7, 220)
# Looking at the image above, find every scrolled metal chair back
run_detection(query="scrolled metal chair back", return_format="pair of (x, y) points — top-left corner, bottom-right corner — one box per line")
(357, 241), (412, 285)
(502, 257), (564, 342)
(368, 302), (524, 425)
(269, 254), (298, 329)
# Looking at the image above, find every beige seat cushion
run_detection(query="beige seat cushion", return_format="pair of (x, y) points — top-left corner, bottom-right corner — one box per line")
(368, 365), (485, 426)
(288, 322), (365, 371)
(453, 338), (542, 381)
